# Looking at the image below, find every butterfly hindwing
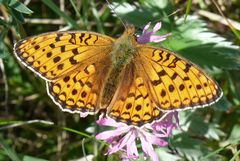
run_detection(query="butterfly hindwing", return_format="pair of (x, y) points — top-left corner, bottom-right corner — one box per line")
(47, 58), (111, 114)
(135, 46), (222, 111)
(14, 31), (114, 80)
(108, 63), (164, 126)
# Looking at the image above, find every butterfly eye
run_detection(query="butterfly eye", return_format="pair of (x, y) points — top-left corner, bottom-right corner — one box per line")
(133, 34), (137, 41)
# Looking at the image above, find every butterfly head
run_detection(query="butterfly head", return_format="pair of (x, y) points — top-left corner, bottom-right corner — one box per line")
(125, 24), (136, 36)
(122, 24), (138, 45)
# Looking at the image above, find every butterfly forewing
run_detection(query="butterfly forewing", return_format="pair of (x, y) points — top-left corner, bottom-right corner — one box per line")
(135, 46), (222, 111)
(14, 32), (114, 80)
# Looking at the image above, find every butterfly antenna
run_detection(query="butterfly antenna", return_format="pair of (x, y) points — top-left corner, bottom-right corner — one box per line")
(106, 0), (127, 29)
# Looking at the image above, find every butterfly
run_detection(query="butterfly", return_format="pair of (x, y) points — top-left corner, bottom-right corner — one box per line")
(14, 24), (222, 126)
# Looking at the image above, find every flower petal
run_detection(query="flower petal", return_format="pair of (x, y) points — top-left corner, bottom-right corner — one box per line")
(96, 116), (125, 127)
(152, 22), (162, 33)
(126, 130), (139, 159)
(145, 131), (168, 147)
(149, 33), (172, 42)
(139, 133), (160, 161)
(96, 126), (130, 140)
(142, 22), (151, 34)
(79, 112), (89, 118)
(108, 129), (133, 154)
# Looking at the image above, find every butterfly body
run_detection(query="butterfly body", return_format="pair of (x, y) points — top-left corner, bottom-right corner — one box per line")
(14, 25), (222, 126)
(102, 26), (137, 106)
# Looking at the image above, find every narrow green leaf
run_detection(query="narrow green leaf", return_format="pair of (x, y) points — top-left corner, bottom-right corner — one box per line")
(23, 155), (48, 161)
(41, 0), (80, 29)
(0, 138), (21, 161)
(82, 0), (89, 28)
(62, 127), (94, 139)
(184, 0), (192, 22)
(0, 120), (23, 125)
(211, 0), (240, 40)
(0, 29), (9, 58)
(227, 22), (240, 40)
(9, 0), (33, 14)
(229, 149), (240, 161)
(69, 0), (81, 17)
(0, 120), (105, 144)
(90, 0), (104, 33)
(9, 7), (24, 22)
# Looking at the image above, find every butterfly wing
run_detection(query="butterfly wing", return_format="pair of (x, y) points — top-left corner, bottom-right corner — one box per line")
(14, 31), (114, 80)
(47, 58), (111, 114)
(107, 62), (165, 126)
(135, 45), (223, 111)
(14, 31), (114, 114)
(107, 45), (222, 126)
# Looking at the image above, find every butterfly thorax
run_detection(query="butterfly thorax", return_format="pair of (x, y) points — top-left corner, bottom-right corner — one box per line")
(111, 25), (137, 68)
(101, 26), (138, 107)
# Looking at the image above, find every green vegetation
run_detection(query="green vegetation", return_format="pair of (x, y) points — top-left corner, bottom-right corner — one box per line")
(0, 0), (240, 160)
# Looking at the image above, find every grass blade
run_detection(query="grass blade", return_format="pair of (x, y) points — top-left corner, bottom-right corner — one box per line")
(184, 0), (192, 22)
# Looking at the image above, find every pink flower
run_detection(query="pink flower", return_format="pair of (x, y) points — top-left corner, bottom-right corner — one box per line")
(79, 112), (89, 117)
(96, 112), (179, 161)
(95, 22), (175, 161)
(137, 22), (171, 44)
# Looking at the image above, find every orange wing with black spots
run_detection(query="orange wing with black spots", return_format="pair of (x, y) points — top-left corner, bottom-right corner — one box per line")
(14, 32), (114, 80)
(108, 63), (165, 126)
(135, 46), (222, 111)
(47, 60), (111, 114)
(14, 31), (114, 114)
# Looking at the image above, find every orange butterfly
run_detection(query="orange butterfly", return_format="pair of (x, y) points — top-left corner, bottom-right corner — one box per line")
(14, 24), (222, 126)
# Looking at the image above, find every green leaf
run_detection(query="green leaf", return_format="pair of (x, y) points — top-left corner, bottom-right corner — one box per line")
(0, 0), (9, 5)
(112, 0), (174, 27)
(227, 125), (240, 144)
(0, 18), (8, 27)
(69, 0), (81, 17)
(230, 149), (240, 161)
(205, 124), (225, 140)
(90, 1), (104, 33)
(113, 2), (240, 69)
(184, 0), (192, 22)
(0, 29), (9, 58)
(23, 156), (48, 161)
(41, 0), (80, 29)
(0, 137), (21, 161)
(9, 7), (25, 22)
(9, 0), (33, 14)
(179, 111), (224, 140)
(212, 96), (232, 111)
(156, 148), (181, 161)
(161, 16), (240, 69)
(170, 133), (218, 161)
(199, 144), (231, 161)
